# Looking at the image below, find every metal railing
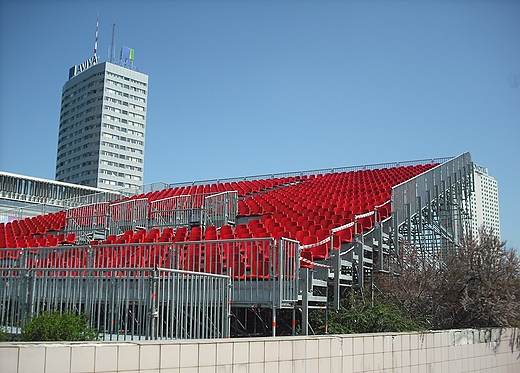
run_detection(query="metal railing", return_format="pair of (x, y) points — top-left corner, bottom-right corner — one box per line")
(149, 191), (238, 230)
(278, 238), (300, 308)
(1, 158), (452, 227)
(149, 194), (206, 229)
(64, 202), (110, 243)
(0, 245), (231, 340)
(108, 198), (149, 235)
(139, 182), (170, 195)
(0, 171), (124, 210)
(153, 268), (231, 340)
(62, 191), (239, 242)
(171, 237), (299, 307)
(65, 198), (157, 243)
(204, 191), (238, 227)
(0, 236), (299, 337)
(167, 157), (453, 188)
(0, 203), (62, 225)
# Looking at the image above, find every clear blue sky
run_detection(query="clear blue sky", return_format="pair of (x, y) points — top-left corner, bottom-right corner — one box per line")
(0, 0), (519, 248)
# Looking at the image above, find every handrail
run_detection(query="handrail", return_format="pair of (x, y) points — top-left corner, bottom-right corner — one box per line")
(166, 157), (453, 188)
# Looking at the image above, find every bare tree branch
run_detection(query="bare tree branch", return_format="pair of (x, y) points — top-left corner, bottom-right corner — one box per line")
(379, 227), (520, 330)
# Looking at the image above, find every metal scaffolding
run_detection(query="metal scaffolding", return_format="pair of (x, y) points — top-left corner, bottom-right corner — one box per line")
(391, 152), (473, 256)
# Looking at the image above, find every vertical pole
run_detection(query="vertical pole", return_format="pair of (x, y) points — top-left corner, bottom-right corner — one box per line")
(224, 193), (229, 226)
(356, 235), (364, 289)
(426, 190), (432, 224)
(333, 234), (340, 311)
(269, 239), (284, 337)
(292, 307), (296, 336)
(227, 281), (232, 339)
(371, 260), (374, 307)
(452, 173), (459, 245)
(273, 238), (279, 337)
(441, 180), (447, 250)
(434, 182), (439, 241)
(22, 268), (33, 325)
(272, 306), (276, 337)
(325, 285), (329, 334)
(376, 209), (383, 271)
(301, 268), (309, 336)
(392, 211), (399, 260)
(417, 196), (423, 234)
(278, 239), (283, 310)
(149, 269), (159, 340)
(406, 203), (411, 244)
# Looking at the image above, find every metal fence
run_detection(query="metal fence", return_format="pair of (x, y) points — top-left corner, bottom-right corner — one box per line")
(0, 171), (124, 210)
(108, 198), (149, 235)
(152, 268), (231, 340)
(0, 203), (63, 224)
(139, 182), (170, 195)
(167, 157), (453, 188)
(149, 191), (238, 229)
(203, 191), (238, 227)
(63, 191), (239, 243)
(64, 202), (110, 243)
(277, 238), (300, 308)
(0, 249), (231, 340)
(171, 237), (299, 307)
(0, 236), (299, 339)
(149, 194), (206, 229)
(65, 199), (158, 243)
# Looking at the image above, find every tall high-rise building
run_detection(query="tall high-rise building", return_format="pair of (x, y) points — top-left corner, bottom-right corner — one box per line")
(56, 46), (148, 191)
(470, 163), (501, 239)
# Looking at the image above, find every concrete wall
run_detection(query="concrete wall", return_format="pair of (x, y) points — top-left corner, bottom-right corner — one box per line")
(1, 328), (519, 373)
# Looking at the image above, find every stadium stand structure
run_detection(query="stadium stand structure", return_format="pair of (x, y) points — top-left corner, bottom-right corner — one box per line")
(0, 153), (473, 339)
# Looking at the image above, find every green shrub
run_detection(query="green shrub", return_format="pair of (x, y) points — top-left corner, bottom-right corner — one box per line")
(310, 292), (426, 334)
(22, 311), (99, 342)
(0, 326), (10, 342)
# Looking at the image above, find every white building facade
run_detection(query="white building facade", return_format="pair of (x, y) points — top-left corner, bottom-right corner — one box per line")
(470, 163), (500, 239)
(56, 60), (148, 191)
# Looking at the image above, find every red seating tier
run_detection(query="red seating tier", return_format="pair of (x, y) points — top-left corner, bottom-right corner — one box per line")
(1, 163), (437, 274)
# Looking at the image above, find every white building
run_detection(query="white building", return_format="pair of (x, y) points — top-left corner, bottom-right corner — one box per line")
(55, 53), (148, 191)
(471, 163), (500, 239)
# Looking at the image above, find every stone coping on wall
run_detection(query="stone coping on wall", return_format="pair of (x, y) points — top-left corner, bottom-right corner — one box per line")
(1, 328), (519, 373)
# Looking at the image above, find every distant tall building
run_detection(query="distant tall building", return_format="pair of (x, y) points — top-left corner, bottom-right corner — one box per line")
(470, 163), (500, 239)
(56, 44), (148, 191)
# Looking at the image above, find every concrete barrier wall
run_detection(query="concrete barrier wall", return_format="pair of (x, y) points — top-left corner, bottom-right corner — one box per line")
(1, 328), (519, 373)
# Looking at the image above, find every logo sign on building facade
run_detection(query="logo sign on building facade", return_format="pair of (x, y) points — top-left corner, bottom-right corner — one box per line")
(121, 46), (134, 61)
(69, 55), (99, 80)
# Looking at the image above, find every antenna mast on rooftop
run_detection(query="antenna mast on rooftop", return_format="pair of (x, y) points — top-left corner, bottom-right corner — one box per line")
(109, 22), (116, 63)
(93, 13), (99, 61)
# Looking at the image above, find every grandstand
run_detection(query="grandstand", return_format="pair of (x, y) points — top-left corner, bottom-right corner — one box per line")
(0, 153), (474, 339)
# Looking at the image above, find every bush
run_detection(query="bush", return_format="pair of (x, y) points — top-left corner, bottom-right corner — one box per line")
(380, 228), (520, 330)
(0, 326), (10, 342)
(310, 292), (426, 334)
(22, 311), (99, 342)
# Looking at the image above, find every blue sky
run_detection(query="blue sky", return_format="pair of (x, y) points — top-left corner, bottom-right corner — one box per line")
(0, 0), (519, 248)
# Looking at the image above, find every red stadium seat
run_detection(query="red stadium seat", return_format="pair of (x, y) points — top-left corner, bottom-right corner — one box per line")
(336, 226), (354, 243)
(300, 250), (314, 269)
